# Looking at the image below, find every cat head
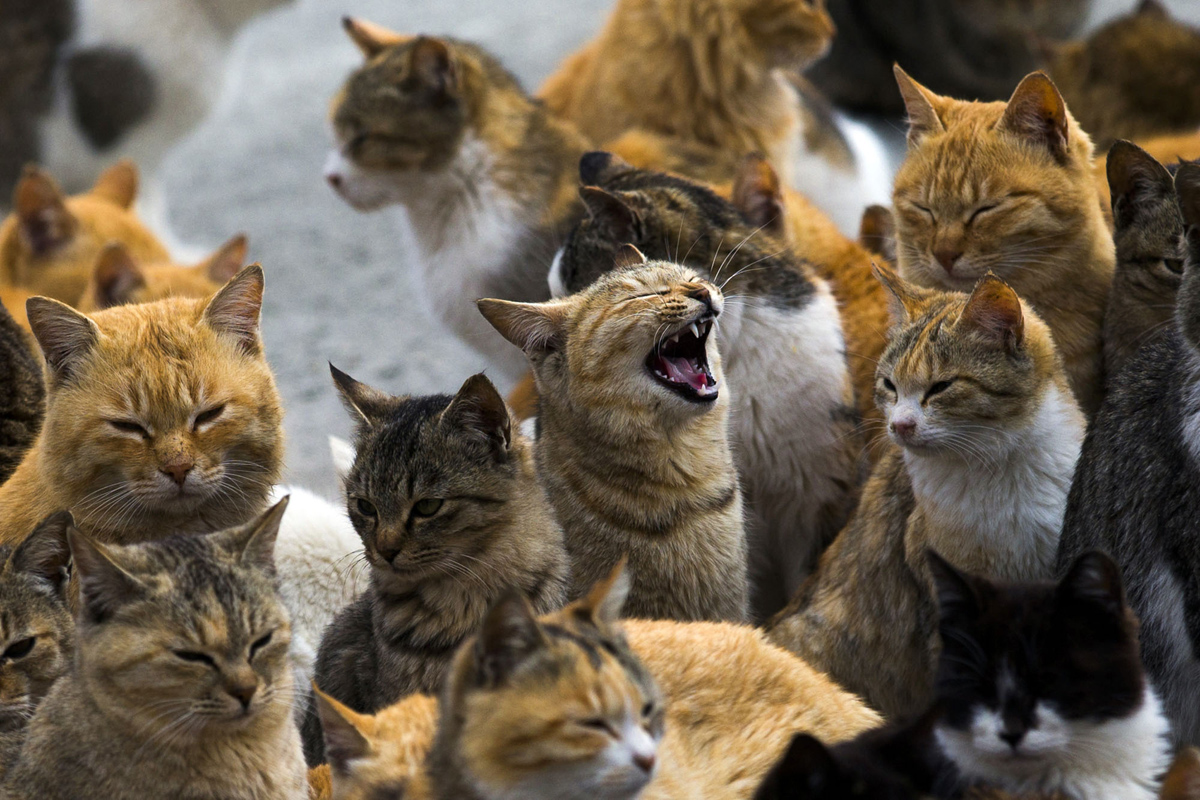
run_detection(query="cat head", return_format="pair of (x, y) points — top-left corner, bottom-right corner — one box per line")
(0, 161), (169, 303)
(927, 549), (1156, 790)
(25, 266), (283, 540)
(892, 69), (1097, 291)
(69, 499), (293, 740)
(482, 254), (724, 424)
(1172, 161), (1200, 351)
(76, 235), (248, 313)
(873, 266), (1060, 456)
(0, 512), (74, 730)
(436, 565), (664, 800)
(729, 0), (834, 71)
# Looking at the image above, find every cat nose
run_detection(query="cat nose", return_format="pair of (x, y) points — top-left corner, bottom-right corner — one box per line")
(633, 752), (656, 774)
(933, 246), (963, 274)
(890, 419), (917, 439)
(326, 172), (343, 190)
(227, 680), (257, 711)
(689, 286), (714, 313)
(161, 457), (194, 486)
(377, 545), (401, 563)
(999, 727), (1025, 749)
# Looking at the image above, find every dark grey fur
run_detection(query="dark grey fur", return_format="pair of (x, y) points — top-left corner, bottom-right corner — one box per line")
(0, 304), (44, 486)
(66, 46), (157, 151)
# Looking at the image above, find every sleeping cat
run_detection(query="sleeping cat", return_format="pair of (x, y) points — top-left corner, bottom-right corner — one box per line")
(550, 154), (860, 615)
(892, 69), (1114, 415)
(0, 265), (283, 545)
(303, 370), (569, 764)
(324, 22), (589, 380)
(768, 268), (1085, 720)
(3, 500), (309, 799)
(480, 257), (749, 622)
(0, 303), (43, 484)
(1057, 160), (1200, 746)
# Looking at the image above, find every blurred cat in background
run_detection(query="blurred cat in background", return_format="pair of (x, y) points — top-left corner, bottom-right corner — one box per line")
(0, 304), (43, 483)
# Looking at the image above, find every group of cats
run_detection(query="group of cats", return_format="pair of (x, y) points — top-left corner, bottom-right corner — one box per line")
(1, 0), (1200, 798)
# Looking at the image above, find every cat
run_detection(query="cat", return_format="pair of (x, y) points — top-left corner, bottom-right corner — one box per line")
(0, 303), (43, 484)
(859, 204), (897, 265)
(1044, 0), (1200, 150)
(1103, 140), (1187, 384)
(549, 153), (860, 616)
(303, 370), (570, 765)
(0, 265), (283, 546)
(480, 256), (749, 622)
(0, 160), (169, 305)
(767, 267), (1085, 720)
(3, 499), (309, 799)
(892, 69), (1114, 416)
(323, 22), (590, 381)
(1056, 160), (1200, 746)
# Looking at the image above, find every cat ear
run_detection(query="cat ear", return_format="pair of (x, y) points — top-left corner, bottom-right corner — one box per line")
(1107, 141), (1175, 229)
(88, 242), (146, 310)
(1160, 747), (1200, 800)
(90, 159), (139, 209)
(998, 72), (1069, 161)
(475, 590), (547, 687)
(956, 274), (1025, 352)
(872, 262), (925, 323)
(410, 37), (457, 96)
(200, 234), (248, 285)
(1174, 161), (1200, 232)
(1138, 0), (1170, 17)
(313, 685), (376, 775)
(26, 297), (100, 382)
(894, 65), (946, 147)
(926, 549), (982, 623)
(579, 186), (641, 244)
(221, 496), (287, 575)
(574, 558), (631, 627)
(756, 734), (841, 799)
(69, 529), (142, 624)
(329, 364), (395, 427)
(442, 373), (512, 461)
(1058, 551), (1126, 615)
(579, 151), (635, 186)
(203, 264), (264, 354)
(613, 244), (647, 269)
(8, 511), (74, 594)
(14, 167), (77, 256)
(341, 16), (412, 58)
(858, 205), (896, 264)
(730, 153), (786, 237)
(477, 297), (573, 353)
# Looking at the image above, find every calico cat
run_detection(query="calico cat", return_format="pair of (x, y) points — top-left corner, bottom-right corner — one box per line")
(892, 69), (1114, 415)
(304, 370), (569, 764)
(0, 303), (43, 484)
(1045, 0), (1200, 150)
(480, 257), (749, 622)
(1103, 141), (1186, 384)
(1056, 161), (1200, 746)
(768, 268), (1085, 720)
(3, 500), (309, 800)
(550, 154), (860, 615)
(0, 265), (283, 545)
(324, 21), (589, 380)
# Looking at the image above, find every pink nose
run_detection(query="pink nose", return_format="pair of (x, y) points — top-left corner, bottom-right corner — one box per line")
(633, 752), (656, 774)
(161, 459), (194, 486)
(934, 246), (962, 274)
(326, 172), (343, 189)
(891, 419), (917, 439)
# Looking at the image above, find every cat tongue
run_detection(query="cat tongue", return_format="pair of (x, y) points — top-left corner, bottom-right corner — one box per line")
(660, 355), (716, 394)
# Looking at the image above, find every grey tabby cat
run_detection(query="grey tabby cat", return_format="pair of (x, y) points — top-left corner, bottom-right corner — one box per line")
(303, 370), (569, 765)
(0, 303), (43, 486)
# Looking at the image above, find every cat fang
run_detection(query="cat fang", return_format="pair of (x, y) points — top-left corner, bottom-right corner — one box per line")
(647, 312), (719, 403)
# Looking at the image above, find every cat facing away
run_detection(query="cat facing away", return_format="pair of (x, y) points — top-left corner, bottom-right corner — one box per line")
(3, 499), (308, 800)
(1056, 162), (1200, 746)
(303, 370), (569, 765)
(768, 268), (1085, 720)
(892, 69), (1114, 415)
(323, 21), (589, 380)
(0, 303), (43, 484)
(480, 256), (749, 622)
(0, 265), (283, 546)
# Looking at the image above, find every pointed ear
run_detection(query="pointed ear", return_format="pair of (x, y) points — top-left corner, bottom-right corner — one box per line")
(201, 234), (248, 285)
(69, 529), (142, 624)
(859, 205), (896, 263)
(26, 297), (99, 382)
(477, 297), (572, 353)
(755, 734), (841, 800)
(1175, 162), (1200, 230)
(926, 549), (982, 624)
(341, 16), (412, 58)
(410, 37), (457, 95)
(14, 167), (76, 256)
(88, 242), (146, 310)
(474, 590), (547, 688)
(221, 497), (287, 575)
(613, 244), (647, 269)
(1107, 141), (1175, 229)
(442, 373), (512, 461)
(730, 153), (785, 236)
(872, 262), (926, 323)
(579, 151), (635, 186)
(329, 364), (395, 427)
(90, 160), (139, 208)
(1160, 747), (1200, 800)
(314, 686), (376, 775)
(1058, 551), (1126, 616)
(572, 559), (630, 628)
(894, 65), (946, 147)
(998, 72), (1069, 161)
(9, 511), (73, 594)
(579, 186), (641, 244)
(203, 264), (263, 354)
(956, 274), (1024, 351)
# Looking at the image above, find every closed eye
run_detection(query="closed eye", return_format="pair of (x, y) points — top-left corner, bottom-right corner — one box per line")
(913, 203), (934, 221)
(925, 379), (955, 400)
(580, 718), (614, 734)
(193, 404), (225, 431)
(108, 419), (149, 438)
(250, 632), (273, 659)
(968, 204), (998, 224)
(174, 650), (215, 667)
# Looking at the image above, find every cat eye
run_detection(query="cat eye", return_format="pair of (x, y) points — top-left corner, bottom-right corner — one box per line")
(193, 404), (226, 431)
(581, 718), (614, 734)
(641, 702), (655, 718)
(913, 203), (934, 220)
(173, 650), (216, 667)
(354, 498), (378, 519)
(2, 637), (35, 661)
(108, 419), (150, 438)
(1164, 258), (1185, 275)
(412, 498), (444, 517)
(925, 380), (955, 400)
(882, 378), (897, 393)
(968, 204), (998, 224)
(250, 632), (273, 659)
(345, 133), (367, 154)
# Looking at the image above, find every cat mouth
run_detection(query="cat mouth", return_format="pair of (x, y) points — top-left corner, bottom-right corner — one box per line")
(646, 315), (718, 403)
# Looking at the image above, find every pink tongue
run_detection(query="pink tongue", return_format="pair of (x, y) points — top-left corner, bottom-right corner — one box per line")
(662, 356), (709, 391)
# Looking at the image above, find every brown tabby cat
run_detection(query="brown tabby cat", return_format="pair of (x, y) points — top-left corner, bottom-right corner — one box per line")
(0, 302), (43, 483)
(0, 161), (168, 304)
(768, 268), (1085, 720)
(479, 257), (747, 622)
(892, 68), (1114, 415)
(0, 266), (283, 546)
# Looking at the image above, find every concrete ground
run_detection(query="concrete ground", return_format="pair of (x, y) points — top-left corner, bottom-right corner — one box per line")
(160, 0), (1193, 497)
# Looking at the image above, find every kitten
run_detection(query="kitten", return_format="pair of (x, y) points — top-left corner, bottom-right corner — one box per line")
(892, 69), (1114, 415)
(0, 303), (43, 484)
(768, 268), (1085, 720)
(304, 370), (569, 764)
(0, 265), (283, 546)
(929, 550), (1172, 800)
(0, 161), (169, 304)
(1045, 0), (1200, 150)
(324, 22), (590, 381)
(550, 154), (860, 615)
(3, 500), (309, 799)
(1056, 161), (1200, 746)
(1103, 141), (1186, 384)
(480, 257), (749, 622)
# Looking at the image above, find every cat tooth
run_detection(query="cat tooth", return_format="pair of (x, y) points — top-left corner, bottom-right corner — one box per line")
(689, 322), (701, 338)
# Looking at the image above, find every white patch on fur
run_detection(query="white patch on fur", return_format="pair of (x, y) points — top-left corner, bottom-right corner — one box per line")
(328, 435), (356, 483)
(548, 246), (568, 298)
(518, 415), (538, 442)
